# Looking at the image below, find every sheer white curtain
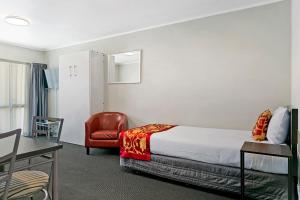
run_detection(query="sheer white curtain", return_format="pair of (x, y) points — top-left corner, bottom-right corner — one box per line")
(0, 60), (30, 134)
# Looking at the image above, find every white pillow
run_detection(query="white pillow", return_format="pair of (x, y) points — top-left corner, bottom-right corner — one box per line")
(267, 107), (290, 144)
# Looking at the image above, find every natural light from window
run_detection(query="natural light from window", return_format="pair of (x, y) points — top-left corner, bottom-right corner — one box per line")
(0, 60), (29, 132)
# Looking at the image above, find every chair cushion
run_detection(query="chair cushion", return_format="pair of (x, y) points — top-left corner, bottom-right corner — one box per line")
(91, 130), (118, 140)
(0, 170), (49, 199)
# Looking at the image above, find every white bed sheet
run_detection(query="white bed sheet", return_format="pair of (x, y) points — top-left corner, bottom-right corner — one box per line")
(150, 126), (288, 174)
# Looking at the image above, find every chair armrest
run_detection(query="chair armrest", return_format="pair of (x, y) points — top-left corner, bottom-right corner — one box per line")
(117, 118), (128, 136)
(85, 115), (100, 138)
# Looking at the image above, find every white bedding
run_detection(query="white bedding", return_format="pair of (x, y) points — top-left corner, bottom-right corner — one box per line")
(150, 126), (288, 174)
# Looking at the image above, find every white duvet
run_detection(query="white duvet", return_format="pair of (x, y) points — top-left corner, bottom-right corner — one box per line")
(150, 126), (288, 174)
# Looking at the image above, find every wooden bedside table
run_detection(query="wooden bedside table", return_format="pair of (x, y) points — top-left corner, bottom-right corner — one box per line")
(240, 141), (293, 200)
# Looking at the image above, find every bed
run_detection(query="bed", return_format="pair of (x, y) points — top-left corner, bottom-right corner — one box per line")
(120, 109), (298, 200)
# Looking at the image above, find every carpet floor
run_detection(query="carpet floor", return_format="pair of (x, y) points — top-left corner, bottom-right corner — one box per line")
(25, 143), (236, 200)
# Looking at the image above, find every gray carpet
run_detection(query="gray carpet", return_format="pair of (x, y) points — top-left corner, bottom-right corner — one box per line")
(31, 143), (236, 200)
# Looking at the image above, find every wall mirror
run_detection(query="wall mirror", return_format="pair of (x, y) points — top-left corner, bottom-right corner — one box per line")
(108, 50), (141, 83)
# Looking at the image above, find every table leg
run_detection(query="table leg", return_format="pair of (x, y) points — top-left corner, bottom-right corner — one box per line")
(52, 151), (59, 200)
(240, 151), (245, 200)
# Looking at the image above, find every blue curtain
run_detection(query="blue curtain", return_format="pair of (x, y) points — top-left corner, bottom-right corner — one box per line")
(27, 63), (48, 136)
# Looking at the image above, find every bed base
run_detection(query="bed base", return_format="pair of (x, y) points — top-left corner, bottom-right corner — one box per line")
(121, 154), (287, 200)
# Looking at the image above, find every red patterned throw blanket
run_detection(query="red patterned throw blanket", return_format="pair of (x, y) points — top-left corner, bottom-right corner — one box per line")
(120, 124), (176, 161)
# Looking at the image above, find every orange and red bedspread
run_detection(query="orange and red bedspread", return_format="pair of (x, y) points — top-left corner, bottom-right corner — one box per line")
(120, 124), (176, 161)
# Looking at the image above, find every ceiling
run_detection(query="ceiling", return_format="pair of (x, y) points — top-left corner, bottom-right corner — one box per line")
(0, 0), (283, 51)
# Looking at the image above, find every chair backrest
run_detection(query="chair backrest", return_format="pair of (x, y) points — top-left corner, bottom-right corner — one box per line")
(32, 116), (64, 143)
(98, 112), (127, 130)
(0, 129), (21, 200)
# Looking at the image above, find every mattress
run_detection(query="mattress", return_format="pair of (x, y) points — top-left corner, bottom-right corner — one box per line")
(150, 126), (288, 174)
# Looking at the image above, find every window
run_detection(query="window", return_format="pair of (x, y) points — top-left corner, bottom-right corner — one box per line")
(0, 60), (30, 132)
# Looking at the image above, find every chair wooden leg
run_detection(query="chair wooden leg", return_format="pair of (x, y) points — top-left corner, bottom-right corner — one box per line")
(86, 147), (90, 155)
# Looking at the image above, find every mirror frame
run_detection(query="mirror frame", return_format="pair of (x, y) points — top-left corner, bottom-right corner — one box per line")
(107, 50), (142, 84)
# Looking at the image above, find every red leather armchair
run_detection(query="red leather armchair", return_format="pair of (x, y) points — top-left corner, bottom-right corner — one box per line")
(85, 112), (128, 155)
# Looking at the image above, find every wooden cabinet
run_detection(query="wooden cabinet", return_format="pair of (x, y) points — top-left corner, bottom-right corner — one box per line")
(59, 50), (104, 145)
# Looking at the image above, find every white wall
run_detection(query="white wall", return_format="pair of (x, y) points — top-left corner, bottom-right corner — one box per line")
(47, 1), (290, 130)
(0, 42), (46, 63)
(292, 0), (300, 120)
(291, 0), (300, 187)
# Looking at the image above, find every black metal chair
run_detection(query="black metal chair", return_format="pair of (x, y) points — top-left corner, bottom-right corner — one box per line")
(0, 129), (49, 200)
(0, 129), (20, 199)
